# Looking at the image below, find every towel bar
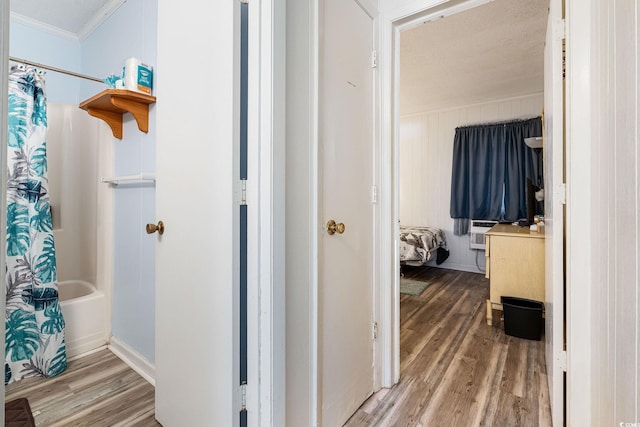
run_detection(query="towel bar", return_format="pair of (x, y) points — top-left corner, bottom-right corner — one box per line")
(101, 173), (156, 184)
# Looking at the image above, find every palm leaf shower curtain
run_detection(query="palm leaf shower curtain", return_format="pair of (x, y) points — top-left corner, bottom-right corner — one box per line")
(5, 65), (66, 384)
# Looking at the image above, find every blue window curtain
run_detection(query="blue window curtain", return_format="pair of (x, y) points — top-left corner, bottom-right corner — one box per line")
(449, 117), (542, 235)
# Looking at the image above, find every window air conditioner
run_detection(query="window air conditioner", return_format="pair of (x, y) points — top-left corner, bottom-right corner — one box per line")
(469, 220), (498, 250)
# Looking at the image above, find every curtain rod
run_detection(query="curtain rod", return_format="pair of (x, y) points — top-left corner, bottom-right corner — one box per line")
(9, 56), (104, 83)
(455, 116), (542, 131)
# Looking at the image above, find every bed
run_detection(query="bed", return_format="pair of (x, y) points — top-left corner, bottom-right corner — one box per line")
(399, 225), (449, 266)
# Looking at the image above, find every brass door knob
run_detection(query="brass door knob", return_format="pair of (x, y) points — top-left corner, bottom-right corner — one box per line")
(146, 221), (165, 235)
(327, 220), (345, 235)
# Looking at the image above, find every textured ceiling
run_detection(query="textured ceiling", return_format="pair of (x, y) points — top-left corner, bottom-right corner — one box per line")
(400, 0), (549, 115)
(10, 0), (119, 38)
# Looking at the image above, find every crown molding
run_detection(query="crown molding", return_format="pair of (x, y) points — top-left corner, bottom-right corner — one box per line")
(10, 12), (79, 41)
(77, 0), (127, 41)
(9, 0), (126, 43)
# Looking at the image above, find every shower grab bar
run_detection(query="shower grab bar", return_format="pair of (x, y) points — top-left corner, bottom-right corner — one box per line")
(101, 173), (156, 184)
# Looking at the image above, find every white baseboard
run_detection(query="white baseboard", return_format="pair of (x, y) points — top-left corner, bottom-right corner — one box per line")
(67, 344), (109, 362)
(424, 259), (485, 274)
(108, 336), (156, 386)
(66, 333), (108, 359)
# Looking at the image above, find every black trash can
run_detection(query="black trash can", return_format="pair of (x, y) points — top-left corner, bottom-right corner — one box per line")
(501, 296), (544, 340)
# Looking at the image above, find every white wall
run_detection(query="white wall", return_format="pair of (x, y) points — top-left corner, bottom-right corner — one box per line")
(81, 0), (157, 363)
(567, 0), (640, 424)
(399, 93), (543, 272)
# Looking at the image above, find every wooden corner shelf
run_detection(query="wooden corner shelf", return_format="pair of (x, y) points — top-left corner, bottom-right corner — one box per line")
(79, 89), (156, 139)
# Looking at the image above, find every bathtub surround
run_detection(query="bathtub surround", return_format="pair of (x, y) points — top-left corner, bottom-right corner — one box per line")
(47, 105), (111, 359)
(5, 66), (66, 383)
(58, 281), (107, 359)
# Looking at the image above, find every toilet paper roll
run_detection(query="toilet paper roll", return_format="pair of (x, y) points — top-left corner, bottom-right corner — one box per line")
(122, 57), (140, 91)
(123, 57), (153, 94)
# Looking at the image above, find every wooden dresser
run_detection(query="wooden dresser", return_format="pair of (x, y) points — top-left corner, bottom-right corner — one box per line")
(484, 224), (545, 325)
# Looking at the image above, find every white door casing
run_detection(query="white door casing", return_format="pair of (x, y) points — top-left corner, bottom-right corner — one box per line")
(543, 1), (565, 426)
(246, 0), (287, 424)
(318, 0), (376, 425)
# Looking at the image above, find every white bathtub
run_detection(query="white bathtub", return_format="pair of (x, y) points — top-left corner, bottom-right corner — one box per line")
(59, 280), (108, 359)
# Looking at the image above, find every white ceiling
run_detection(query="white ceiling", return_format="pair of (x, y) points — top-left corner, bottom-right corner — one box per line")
(400, 0), (549, 116)
(10, 0), (124, 40)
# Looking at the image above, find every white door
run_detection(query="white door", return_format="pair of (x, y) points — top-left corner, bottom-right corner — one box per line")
(154, 2), (238, 426)
(543, 0), (565, 425)
(319, 1), (375, 425)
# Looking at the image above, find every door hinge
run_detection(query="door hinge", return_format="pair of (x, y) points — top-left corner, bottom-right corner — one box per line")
(371, 50), (377, 68)
(371, 185), (378, 204)
(372, 321), (378, 340)
(240, 179), (248, 206)
(240, 382), (248, 411)
(555, 183), (567, 205)
(553, 17), (565, 40)
(558, 350), (567, 372)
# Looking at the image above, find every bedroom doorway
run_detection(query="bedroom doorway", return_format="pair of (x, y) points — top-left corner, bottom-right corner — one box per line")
(366, 0), (564, 424)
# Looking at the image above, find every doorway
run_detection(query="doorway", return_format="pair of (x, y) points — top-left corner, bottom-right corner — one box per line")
(382, 0), (547, 383)
(377, 0), (564, 426)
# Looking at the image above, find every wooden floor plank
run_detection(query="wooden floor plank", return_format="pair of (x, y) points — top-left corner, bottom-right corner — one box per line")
(5, 349), (160, 426)
(346, 266), (551, 427)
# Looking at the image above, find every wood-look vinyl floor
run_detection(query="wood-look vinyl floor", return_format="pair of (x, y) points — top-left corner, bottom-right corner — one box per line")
(346, 266), (552, 427)
(4, 268), (551, 426)
(5, 349), (160, 426)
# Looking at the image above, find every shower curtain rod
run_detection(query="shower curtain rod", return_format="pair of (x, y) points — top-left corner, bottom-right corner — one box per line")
(9, 56), (104, 83)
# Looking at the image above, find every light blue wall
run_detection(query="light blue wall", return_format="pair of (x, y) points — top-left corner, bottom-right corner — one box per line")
(81, 0), (157, 363)
(8, 21), (84, 104)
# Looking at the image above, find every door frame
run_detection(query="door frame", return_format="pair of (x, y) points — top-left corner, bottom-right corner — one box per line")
(246, 0), (286, 424)
(563, 0), (593, 424)
(543, 1), (565, 425)
(378, 0), (496, 388)
(380, 6), (567, 427)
